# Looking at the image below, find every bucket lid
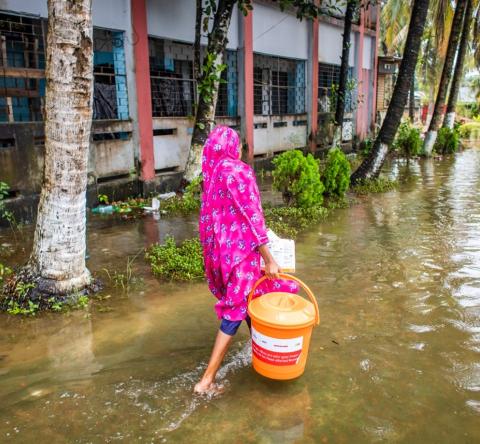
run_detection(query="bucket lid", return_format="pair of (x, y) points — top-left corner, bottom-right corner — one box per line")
(248, 292), (317, 329)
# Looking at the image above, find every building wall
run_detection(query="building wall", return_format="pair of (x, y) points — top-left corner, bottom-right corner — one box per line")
(0, 0), (380, 220)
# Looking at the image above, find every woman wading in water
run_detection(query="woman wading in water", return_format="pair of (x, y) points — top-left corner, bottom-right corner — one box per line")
(195, 126), (296, 394)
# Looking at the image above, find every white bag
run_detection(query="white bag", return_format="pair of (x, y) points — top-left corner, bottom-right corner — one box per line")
(260, 229), (296, 273)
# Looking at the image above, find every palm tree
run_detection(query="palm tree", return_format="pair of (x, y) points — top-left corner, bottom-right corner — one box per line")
(423, 0), (468, 155)
(21, 0), (94, 297)
(332, 0), (358, 148)
(351, 0), (431, 184)
(443, 0), (474, 128)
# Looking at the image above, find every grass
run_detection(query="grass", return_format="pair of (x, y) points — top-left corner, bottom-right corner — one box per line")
(351, 177), (398, 195)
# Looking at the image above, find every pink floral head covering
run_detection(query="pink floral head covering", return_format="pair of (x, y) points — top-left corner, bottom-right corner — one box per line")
(201, 125), (240, 194)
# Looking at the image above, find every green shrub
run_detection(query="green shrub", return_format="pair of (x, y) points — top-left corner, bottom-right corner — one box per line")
(434, 127), (459, 155)
(272, 150), (324, 207)
(358, 137), (373, 157)
(352, 177), (398, 194)
(393, 121), (422, 158)
(459, 122), (480, 140)
(145, 236), (204, 281)
(160, 177), (202, 215)
(322, 148), (351, 197)
(0, 182), (15, 226)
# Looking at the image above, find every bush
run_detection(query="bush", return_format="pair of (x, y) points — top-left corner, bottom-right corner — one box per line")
(393, 121), (422, 158)
(459, 122), (480, 140)
(145, 236), (204, 281)
(434, 127), (459, 155)
(358, 137), (373, 157)
(322, 148), (351, 197)
(160, 177), (202, 215)
(272, 150), (324, 207)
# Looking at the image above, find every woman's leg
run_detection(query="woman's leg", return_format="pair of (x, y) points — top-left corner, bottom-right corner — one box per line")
(194, 319), (242, 394)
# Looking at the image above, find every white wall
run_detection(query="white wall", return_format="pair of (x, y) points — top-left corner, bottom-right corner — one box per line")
(363, 36), (374, 70)
(146, 0), (239, 49)
(0, 0), (131, 30)
(253, 3), (308, 60)
(319, 23), (355, 67)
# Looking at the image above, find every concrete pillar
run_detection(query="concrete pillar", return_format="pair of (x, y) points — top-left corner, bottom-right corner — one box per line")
(239, 11), (254, 162)
(355, 6), (365, 139)
(307, 15), (319, 152)
(131, 0), (155, 181)
(372, 4), (380, 131)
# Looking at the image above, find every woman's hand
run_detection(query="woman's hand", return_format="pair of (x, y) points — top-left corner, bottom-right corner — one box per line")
(258, 244), (281, 279)
(264, 259), (281, 280)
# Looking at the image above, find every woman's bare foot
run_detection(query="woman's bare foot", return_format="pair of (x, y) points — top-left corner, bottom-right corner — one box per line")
(194, 379), (225, 396)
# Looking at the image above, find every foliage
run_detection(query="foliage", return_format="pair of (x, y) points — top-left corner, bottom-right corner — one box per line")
(322, 148), (351, 197)
(456, 102), (480, 119)
(0, 182), (15, 227)
(160, 179), (202, 216)
(392, 121), (422, 158)
(272, 150), (324, 207)
(264, 205), (328, 239)
(458, 122), (480, 140)
(5, 281), (37, 315)
(358, 137), (373, 157)
(98, 194), (109, 205)
(0, 263), (12, 287)
(434, 127), (459, 155)
(103, 250), (142, 291)
(352, 177), (398, 194)
(146, 236), (204, 281)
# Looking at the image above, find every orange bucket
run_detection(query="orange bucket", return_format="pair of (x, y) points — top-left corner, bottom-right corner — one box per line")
(247, 273), (320, 380)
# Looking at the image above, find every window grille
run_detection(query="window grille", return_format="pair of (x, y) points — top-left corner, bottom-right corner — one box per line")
(215, 50), (237, 117)
(318, 62), (355, 114)
(0, 13), (45, 122)
(93, 29), (129, 120)
(253, 54), (306, 116)
(149, 38), (196, 118)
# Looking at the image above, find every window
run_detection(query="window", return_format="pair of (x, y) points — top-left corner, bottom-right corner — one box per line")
(149, 38), (196, 118)
(0, 13), (45, 122)
(215, 50), (237, 117)
(93, 29), (129, 120)
(253, 54), (305, 116)
(318, 63), (355, 114)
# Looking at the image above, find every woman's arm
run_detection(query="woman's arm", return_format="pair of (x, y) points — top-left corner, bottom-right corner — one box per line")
(259, 244), (280, 279)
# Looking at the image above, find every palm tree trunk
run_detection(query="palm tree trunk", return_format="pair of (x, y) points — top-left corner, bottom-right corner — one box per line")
(183, 0), (236, 183)
(332, 0), (357, 148)
(351, 0), (430, 184)
(409, 72), (415, 121)
(423, 0), (468, 155)
(443, 0), (472, 129)
(26, 0), (93, 295)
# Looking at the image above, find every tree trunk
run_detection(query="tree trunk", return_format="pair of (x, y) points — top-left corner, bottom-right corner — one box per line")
(443, 0), (472, 129)
(193, 0), (202, 82)
(183, 0), (236, 184)
(409, 71), (415, 121)
(332, 0), (357, 148)
(351, 0), (430, 184)
(423, 0), (468, 155)
(27, 0), (93, 295)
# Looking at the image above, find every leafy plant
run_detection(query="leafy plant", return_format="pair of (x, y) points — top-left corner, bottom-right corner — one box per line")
(160, 179), (202, 215)
(146, 236), (204, 281)
(98, 194), (109, 205)
(103, 250), (142, 291)
(358, 137), (373, 157)
(351, 177), (398, 194)
(392, 121), (422, 158)
(0, 182), (15, 227)
(434, 127), (459, 155)
(322, 148), (351, 197)
(458, 122), (480, 140)
(0, 263), (12, 287)
(272, 150), (324, 207)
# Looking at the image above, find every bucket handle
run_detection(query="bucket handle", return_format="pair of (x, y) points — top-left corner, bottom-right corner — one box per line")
(247, 273), (320, 326)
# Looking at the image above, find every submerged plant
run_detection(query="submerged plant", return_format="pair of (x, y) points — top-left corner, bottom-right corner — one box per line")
(146, 236), (204, 281)
(351, 177), (398, 194)
(393, 121), (422, 158)
(272, 150), (324, 207)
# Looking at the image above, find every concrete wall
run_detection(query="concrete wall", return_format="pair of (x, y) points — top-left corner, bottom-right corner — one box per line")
(318, 22), (355, 67)
(253, 115), (308, 155)
(146, 0), (239, 49)
(253, 3), (309, 60)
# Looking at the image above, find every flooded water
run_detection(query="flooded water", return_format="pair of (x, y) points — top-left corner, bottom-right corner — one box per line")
(1, 148), (480, 443)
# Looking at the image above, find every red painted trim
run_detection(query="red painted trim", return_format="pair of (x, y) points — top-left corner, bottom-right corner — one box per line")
(310, 16), (319, 152)
(355, 6), (365, 138)
(243, 12), (254, 162)
(131, 0), (155, 181)
(372, 4), (380, 130)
